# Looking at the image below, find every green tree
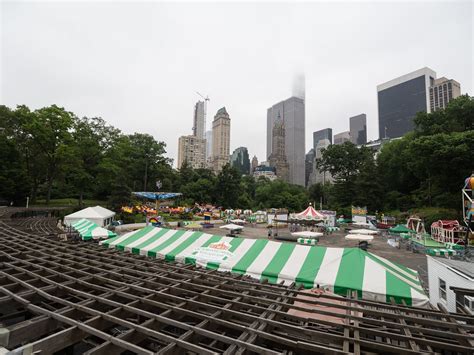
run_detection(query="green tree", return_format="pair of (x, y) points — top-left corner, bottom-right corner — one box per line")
(414, 94), (474, 136)
(317, 142), (375, 210)
(20, 105), (75, 204)
(254, 179), (308, 212)
(0, 106), (29, 203)
(215, 164), (241, 208)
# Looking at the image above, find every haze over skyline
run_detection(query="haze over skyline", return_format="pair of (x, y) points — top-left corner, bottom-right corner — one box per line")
(2, 1), (472, 166)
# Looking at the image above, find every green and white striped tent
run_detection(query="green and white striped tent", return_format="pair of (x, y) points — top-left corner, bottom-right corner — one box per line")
(72, 219), (117, 241)
(101, 226), (428, 307)
(297, 238), (318, 245)
(426, 248), (457, 257)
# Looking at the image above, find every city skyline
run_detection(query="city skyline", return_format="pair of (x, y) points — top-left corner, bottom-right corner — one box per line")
(2, 2), (472, 163)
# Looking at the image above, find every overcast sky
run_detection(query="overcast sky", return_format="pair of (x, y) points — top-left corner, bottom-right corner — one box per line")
(2, 1), (473, 166)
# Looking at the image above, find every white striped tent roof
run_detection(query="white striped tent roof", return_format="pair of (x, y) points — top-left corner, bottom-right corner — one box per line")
(72, 219), (117, 241)
(100, 226), (428, 307)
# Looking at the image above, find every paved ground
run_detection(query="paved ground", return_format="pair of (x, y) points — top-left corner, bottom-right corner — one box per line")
(204, 223), (429, 288)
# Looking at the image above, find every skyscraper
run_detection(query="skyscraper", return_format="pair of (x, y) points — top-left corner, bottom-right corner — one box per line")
(230, 147), (251, 175)
(350, 114), (367, 145)
(205, 130), (212, 160)
(268, 113), (289, 182)
(251, 155), (258, 174)
(334, 131), (350, 145)
(305, 148), (315, 187)
(308, 138), (332, 186)
(267, 97), (305, 186)
(313, 128), (332, 151)
(211, 107), (231, 173)
(193, 101), (206, 139)
(377, 67), (436, 139)
(177, 135), (206, 169)
(429, 77), (461, 111)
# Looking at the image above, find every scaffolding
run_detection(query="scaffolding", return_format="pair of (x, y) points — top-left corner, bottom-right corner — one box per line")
(0, 215), (473, 354)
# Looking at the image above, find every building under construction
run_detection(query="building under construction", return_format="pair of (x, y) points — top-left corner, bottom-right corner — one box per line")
(0, 208), (473, 354)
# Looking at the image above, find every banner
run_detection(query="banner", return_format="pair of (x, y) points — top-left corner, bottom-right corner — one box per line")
(351, 206), (367, 216)
(352, 206), (367, 223)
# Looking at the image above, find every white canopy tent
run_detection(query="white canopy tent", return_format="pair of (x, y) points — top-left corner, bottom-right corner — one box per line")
(64, 206), (115, 227)
(291, 231), (323, 238)
(348, 229), (378, 235)
(345, 234), (374, 242)
(219, 224), (244, 231)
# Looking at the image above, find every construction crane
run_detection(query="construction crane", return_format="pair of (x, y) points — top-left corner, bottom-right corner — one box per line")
(196, 92), (210, 117)
(196, 91), (210, 103)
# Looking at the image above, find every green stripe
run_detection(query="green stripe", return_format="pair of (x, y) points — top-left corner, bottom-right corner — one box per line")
(366, 252), (419, 283)
(131, 228), (169, 254)
(366, 252), (424, 294)
(147, 230), (186, 257)
(101, 232), (124, 245)
(334, 248), (365, 298)
(73, 219), (88, 226)
(78, 223), (94, 234)
(261, 243), (296, 284)
(206, 238), (245, 270)
(231, 239), (269, 275)
(80, 224), (98, 239)
(116, 227), (155, 251)
(74, 220), (90, 229)
(77, 220), (94, 229)
(184, 235), (223, 265)
(295, 247), (327, 289)
(386, 271), (412, 306)
(164, 232), (203, 262)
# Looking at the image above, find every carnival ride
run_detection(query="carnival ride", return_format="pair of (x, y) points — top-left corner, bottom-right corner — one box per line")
(430, 220), (467, 248)
(462, 174), (474, 240)
(376, 216), (396, 229)
(407, 216), (426, 235)
(403, 175), (474, 257)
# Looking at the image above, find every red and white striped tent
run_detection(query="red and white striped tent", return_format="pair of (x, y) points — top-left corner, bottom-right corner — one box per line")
(293, 205), (324, 221)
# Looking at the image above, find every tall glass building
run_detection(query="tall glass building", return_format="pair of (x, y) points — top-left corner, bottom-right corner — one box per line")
(377, 67), (436, 139)
(230, 147), (250, 175)
(312, 128), (332, 151)
(349, 114), (367, 145)
(193, 101), (206, 139)
(267, 96), (305, 186)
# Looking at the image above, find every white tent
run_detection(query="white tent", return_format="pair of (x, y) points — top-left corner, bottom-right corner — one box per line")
(64, 206), (115, 227)
(291, 231), (323, 238)
(348, 229), (378, 235)
(345, 234), (374, 241)
(219, 224), (244, 231)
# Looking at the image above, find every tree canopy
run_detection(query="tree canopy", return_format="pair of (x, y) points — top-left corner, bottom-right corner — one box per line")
(316, 95), (473, 214)
(1, 95), (472, 216)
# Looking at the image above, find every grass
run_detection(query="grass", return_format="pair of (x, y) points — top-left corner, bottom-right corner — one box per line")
(31, 198), (107, 207)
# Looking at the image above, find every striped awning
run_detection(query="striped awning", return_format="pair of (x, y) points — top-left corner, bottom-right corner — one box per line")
(297, 238), (318, 245)
(293, 206), (324, 220)
(72, 219), (117, 241)
(426, 248), (457, 256)
(100, 226), (428, 307)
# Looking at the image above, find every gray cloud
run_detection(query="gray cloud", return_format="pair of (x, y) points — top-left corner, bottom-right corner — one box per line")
(2, 1), (472, 166)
